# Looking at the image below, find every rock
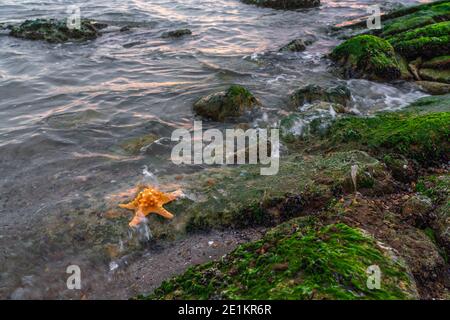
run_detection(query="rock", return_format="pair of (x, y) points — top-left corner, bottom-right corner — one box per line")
(120, 133), (159, 155)
(415, 81), (450, 95)
(143, 222), (418, 300)
(241, 0), (320, 9)
(422, 55), (450, 69)
(330, 35), (402, 81)
(402, 194), (433, 226)
(9, 19), (105, 43)
(120, 26), (132, 32)
(193, 85), (260, 121)
(290, 84), (352, 108)
(387, 21), (450, 60)
(279, 38), (310, 52)
(161, 29), (192, 38)
(419, 68), (450, 84)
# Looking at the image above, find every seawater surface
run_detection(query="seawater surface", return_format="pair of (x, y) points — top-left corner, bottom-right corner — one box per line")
(0, 0), (432, 299)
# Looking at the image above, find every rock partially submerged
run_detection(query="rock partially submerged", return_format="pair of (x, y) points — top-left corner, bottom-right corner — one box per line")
(290, 84), (352, 108)
(9, 18), (106, 43)
(193, 85), (260, 121)
(241, 0), (320, 10)
(330, 35), (401, 81)
(279, 38), (312, 52)
(161, 29), (192, 38)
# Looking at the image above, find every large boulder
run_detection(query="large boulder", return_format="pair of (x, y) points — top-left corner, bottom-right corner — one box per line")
(9, 19), (106, 43)
(241, 0), (320, 10)
(193, 85), (260, 122)
(330, 35), (402, 81)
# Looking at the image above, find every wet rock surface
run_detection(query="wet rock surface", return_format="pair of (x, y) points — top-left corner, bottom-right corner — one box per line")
(193, 85), (260, 121)
(9, 19), (106, 43)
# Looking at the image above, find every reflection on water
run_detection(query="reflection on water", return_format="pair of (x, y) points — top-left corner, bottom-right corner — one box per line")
(0, 0), (431, 299)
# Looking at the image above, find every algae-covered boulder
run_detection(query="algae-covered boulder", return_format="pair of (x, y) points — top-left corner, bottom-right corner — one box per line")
(241, 0), (320, 10)
(330, 35), (401, 81)
(290, 84), (352, 108)
(193, 85), (260, 121)
(143, 221), (417, 300)
(387, 21), (450, 60)
(176, 150), (392, 231)
(9, 19), (106, 43)
(326, 111), (450, 165)
(161, 29), (192, 38)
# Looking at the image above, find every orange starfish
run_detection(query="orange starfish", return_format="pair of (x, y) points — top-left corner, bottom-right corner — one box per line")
(119, 187), (182, 227)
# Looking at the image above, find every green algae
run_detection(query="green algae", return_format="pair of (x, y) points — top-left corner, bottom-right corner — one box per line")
(330, 35), (401, 80)
(178, 151), (389, 232)
(9, 18), (104, 43)
(142, 221), (415, 300)
(193, 85), (259, 121)
(422, 55), (450, 69)
(387, 21), (450, 59)
(326, 111), (450, 165)
(419, 68), (450, 83)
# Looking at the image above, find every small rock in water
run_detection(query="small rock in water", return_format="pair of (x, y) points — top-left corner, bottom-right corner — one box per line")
(279, 38), (313, 52)
(162, 29), (192, 38)
(193, 84), (260, 122)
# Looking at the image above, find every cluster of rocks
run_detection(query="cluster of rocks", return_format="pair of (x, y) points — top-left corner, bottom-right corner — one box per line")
(330, 1), (450, 94)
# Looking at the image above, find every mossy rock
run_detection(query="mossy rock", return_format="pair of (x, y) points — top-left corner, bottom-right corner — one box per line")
(387, 21), (450, 60)
(326, 111), (450, 165)
(402, 93), (450, 113)
(161, 29), (192, 38)
(416, 174), (450, 258)
(422, 55), (450, 69)
(193, 85), (260, 122)
(330, 35), (401, 81)
(290, 84), (352, 108)
(415, 81), (450, 95)
(142, 221), (417, 300)
(419, 68), (450, 84)
(178, 150), (391, 231)
(9, 19), (105, 43)
(241, 0), (320, 10)
(380, 1), (450, 37)
(120, 133), (159, 155)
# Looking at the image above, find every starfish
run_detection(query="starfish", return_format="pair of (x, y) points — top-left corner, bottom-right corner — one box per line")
(119, 187), (182, 227)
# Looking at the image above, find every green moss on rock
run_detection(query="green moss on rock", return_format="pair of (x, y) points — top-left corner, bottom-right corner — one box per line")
(193, 85), (259, 121)
(422, 55), (450, 69)
(290, 84), (352, 108)
(419, 68), (450, 84)
(142, 221), (415, 300)
(387, 21), (450, 59)
(326, 111), (450, 164)
(179, 150), (391, 231)
(9, 18), (105, 43)
(330, 35), (401, 81)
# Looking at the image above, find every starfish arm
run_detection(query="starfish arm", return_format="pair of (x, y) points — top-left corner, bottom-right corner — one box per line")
(154, 206), (174, 219)
(129, 210), (146, 227)
(119, 202), (136, 210)
(160, 189), (183, 204)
